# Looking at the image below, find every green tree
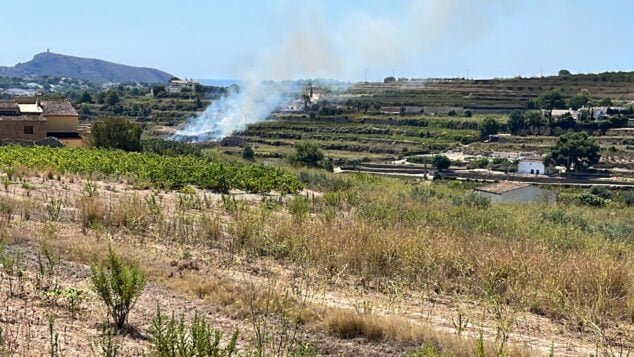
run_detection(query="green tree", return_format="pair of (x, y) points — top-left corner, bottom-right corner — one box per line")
(547, 132), (600, 173)
(90, 246), (147, 329)
(383, 76), (396, 83)
(525, 110), (545, 135)
(569, 89), (591, 110)
(507, 109), (525, 135)
(600, 97), (613, 106)
(77, 91), (93, 104)
(288, 141), (325, 168)
(105, 90), (120, 106)
(578, 109), (592, 123)
(432, 155), (451, 171)
(558, 69), (571, 76)
(96, 91), (106, 104)
(79, 104), (92, 120)
(91, 117), (142, 152)
(537, 89), (566, 109)
(152, 85), (167, 98)
(479, 116), (499, 138)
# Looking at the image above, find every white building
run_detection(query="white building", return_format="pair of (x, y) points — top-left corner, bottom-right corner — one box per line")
(475, 182), (555, 203)
(279, 100), (305, 112)
(518, 156), (546, 175)
(168, 79), (200, 94)
(591, 106), (608, 120)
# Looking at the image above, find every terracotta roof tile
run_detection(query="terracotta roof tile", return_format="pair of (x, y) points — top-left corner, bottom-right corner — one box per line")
(40, 100), (78, 116)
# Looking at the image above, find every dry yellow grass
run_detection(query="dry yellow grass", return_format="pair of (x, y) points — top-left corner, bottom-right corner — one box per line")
(0, 170), (630, 355)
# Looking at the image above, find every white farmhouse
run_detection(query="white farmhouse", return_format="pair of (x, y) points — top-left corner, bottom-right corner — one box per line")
(475, 182), (555, 203)
(168, 79), (200, 94)
(518, 156), (546, 175)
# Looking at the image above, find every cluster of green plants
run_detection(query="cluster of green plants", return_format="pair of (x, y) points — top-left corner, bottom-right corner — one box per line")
(141, 138), (202, 157)
(0, 145), (303, 193)
(148, 306), (239, 357)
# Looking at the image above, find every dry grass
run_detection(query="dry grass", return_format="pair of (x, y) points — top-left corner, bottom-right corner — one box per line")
(323, 308), (533, 357)
(0, 171), (631, 355)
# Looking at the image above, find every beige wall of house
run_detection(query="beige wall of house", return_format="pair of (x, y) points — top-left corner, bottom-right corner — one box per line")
(45, 115), (78, 133)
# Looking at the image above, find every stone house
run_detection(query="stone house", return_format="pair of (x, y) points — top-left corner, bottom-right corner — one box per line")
(0, 96), (79, 143)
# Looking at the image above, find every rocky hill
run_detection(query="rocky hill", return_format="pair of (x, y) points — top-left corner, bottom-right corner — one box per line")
(0, 52), (173, 83)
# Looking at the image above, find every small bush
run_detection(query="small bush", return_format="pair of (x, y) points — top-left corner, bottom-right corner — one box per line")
(90, 246), (147, 329)
(241, 144), (255, 161)
(588, 186), (613, 200)
(557, 192), (610, 207)
(288, 142), (325, 168)
(622, 191), (634, 206)
(288, 195), (311, 221)
(148, 305), (239, 357)
(452, 192), (490, 209)
(142, 138), (202, 157)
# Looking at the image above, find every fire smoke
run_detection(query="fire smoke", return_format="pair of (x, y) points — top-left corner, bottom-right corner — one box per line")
(173, 0), (494, 142)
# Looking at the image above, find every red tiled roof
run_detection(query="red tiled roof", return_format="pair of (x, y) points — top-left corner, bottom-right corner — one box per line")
(475, 181), (531, 195)
(40, 100), (78, 116)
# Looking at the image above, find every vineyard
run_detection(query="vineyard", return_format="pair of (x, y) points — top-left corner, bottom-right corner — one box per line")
(0, 145), (303, 193)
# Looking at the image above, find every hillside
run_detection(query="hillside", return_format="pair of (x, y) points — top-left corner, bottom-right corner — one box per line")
(0, 52), (173, 83)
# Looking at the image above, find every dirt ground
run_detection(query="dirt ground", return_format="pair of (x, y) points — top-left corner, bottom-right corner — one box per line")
(0, 172), (630, 356)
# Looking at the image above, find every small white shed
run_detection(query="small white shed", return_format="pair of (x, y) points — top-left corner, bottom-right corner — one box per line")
(518, 157), (546, 175)
(475, 181), (555, 204)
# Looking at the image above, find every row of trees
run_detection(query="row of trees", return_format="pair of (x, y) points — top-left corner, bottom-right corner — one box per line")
(533, 88), (614, 110)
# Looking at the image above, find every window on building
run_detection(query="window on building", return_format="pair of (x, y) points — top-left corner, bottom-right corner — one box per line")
(24, 126), (34, 135)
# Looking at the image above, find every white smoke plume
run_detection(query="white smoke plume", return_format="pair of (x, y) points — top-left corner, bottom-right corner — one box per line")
(171, 81), (294, 142)
(173, 0), (495, 142)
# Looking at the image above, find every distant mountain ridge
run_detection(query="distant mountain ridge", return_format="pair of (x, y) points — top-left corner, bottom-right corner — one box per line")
(0, 52), (173, 83)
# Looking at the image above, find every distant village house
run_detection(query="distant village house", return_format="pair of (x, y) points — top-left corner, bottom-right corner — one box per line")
(475, 181), (555, 203)
(168, 78), (200, 94)
(517, 156), (549, 175)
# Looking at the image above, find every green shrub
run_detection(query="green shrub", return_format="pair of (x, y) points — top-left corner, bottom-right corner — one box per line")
(288, 142), (325, 168)
(90, 246), (147, 329)
(241, 144), (255, 160)
(557, 192), (610, 207)
(621, 191), (634, 206)
(452, 192), (491, 209)
(142, 138), (201, 157)
(289, 195), (311, 221)
(91, 117), (142, 152)
(149, 306), (238, 357)
(588, 186), (613, 200)
(432, 155), (451, 171)
(467, 158), (489, 169)
(410, 186), (439, 202)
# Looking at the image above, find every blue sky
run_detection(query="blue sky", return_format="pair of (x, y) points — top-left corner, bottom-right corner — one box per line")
(0, 0), (632, 81)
